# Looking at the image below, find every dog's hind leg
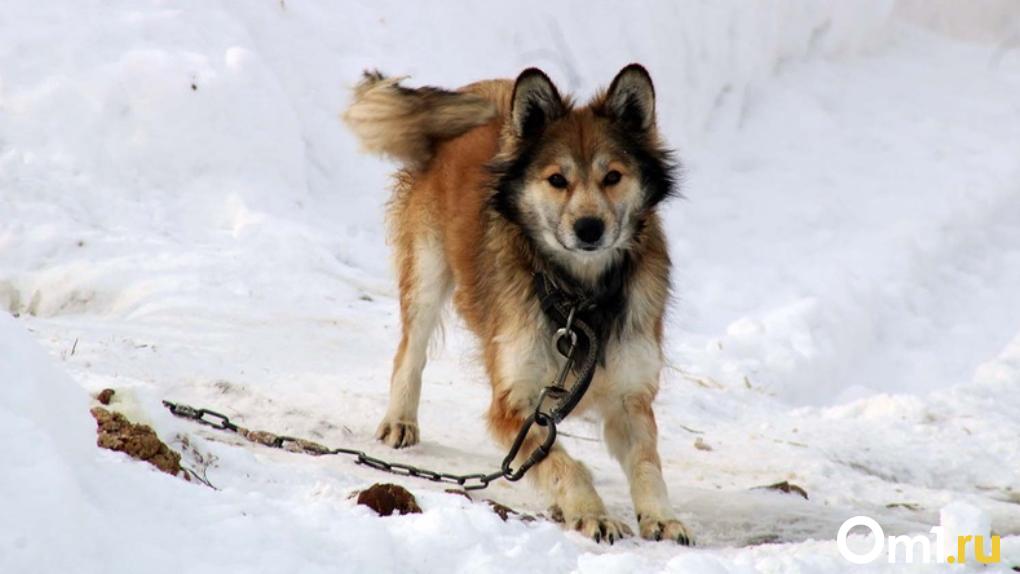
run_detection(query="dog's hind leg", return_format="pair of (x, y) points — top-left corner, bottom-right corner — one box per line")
(377, 231), (451, 448)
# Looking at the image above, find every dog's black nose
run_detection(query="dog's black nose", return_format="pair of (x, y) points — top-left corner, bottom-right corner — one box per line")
(573, 217), (605, 247)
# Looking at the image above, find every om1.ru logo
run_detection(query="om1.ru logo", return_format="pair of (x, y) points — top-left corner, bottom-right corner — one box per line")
(837, 515), (1000, 565)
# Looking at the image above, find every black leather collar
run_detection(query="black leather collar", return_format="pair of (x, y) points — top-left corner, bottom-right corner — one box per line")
(532, 261), (630, 363)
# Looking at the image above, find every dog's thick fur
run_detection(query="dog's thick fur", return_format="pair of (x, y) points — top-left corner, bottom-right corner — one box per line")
(343, 65), (690, 544)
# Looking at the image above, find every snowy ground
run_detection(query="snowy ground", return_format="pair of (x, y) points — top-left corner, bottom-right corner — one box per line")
(2, 1), (1020, 572)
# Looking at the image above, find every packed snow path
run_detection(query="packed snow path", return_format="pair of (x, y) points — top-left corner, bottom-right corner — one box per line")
(2, 1), (1019, 572)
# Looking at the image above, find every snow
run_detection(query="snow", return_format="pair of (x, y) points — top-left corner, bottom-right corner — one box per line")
(938, 502), (992, 562)
(2, 1), (1020, 572)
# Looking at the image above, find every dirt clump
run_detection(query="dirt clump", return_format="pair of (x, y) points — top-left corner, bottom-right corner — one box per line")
(91, 407), (182, 476)
(96, 388), (115, 405)
(356, 483), (422, 516)
(444, 489), (534, 522)
(485, 499), (535, 522)
(755, 480), (808, 500)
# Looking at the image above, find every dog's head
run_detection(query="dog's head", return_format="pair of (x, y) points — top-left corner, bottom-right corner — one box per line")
(492, 64), (676, 282)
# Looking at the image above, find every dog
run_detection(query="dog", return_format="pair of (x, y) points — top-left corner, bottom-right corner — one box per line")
(343, 64), (690, 544)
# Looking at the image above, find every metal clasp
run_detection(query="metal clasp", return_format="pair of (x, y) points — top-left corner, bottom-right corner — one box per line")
(552, 306), (578, 355)
(500, 412), (558, 481)
(533, 385), (568, 424)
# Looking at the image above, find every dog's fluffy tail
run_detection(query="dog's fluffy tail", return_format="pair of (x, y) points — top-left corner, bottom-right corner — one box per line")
(343, 71), (496, 170)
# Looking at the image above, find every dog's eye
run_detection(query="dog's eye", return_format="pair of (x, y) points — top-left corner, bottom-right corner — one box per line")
(602, 170), (622, 186)
(547, 173), (569, 189)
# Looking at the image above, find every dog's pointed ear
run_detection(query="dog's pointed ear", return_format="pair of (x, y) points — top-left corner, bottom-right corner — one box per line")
(510, 68), (565, 139)
(604, 64), (656, 132)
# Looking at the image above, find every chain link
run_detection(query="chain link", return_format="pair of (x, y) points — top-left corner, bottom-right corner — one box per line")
(163, 399), (507, 490)
(162, 301), (597, 491)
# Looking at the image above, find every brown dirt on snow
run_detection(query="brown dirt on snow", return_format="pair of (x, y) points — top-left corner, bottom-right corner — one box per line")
(443, 489), (535, 522)
(486, 499), (534, 522)
(91, 406), (182, 476)
(96, 388), (115, 405)
(755, 480), (809, 500)
(356, 483), (422, 516)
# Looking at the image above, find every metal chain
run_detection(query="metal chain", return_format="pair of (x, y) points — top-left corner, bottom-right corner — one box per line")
(163, 400), (505, 490)
(163, 302), (597, 491)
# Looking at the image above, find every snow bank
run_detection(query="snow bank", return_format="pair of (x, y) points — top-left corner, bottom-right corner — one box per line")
(672, 24), (1020, 403)
(1, 0), (899, 312)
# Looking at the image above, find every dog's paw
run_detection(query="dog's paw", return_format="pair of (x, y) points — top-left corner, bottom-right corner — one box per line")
(639, 515), (693, 545)
(566, 514), (633, 544)
(375, 419), (419, 449)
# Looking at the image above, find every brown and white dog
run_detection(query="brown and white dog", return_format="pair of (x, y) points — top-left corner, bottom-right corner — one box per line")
(343, 65), (690, 544)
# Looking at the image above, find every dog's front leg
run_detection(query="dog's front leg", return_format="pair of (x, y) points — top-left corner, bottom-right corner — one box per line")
(602, 386), (693, 545)
(485, 331), (632, 543)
